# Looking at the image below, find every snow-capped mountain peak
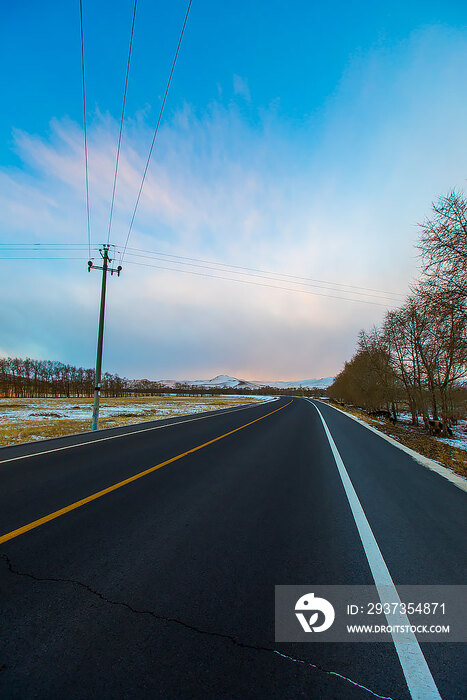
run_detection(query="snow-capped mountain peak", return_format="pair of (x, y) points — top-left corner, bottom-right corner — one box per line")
(157, 374), (334, 390)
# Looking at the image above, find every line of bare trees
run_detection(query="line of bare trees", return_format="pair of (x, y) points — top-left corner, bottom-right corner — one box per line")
(0, 359), (325, 400)
(0, 357), (125, 398)
(328, 189), (467, 435)
(124, 379), (320, 397)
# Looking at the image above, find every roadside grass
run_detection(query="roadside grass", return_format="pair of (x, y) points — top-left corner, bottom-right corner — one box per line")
(328, 402), (467, 479)
(0, 418), (92, 447)
(0, 395), (269, 448)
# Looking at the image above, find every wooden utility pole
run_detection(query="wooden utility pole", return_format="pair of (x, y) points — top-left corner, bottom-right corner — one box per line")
(88, 245), (121, 431)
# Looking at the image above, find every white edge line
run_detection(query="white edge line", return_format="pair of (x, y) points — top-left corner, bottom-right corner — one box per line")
(309, 400), (441, 700)
(318, 400), (467, 494)
(0, 398), (279, 466)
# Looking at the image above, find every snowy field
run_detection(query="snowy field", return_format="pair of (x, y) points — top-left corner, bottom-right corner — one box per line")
(360, 408), (467, 453)
(393, 412), (467, 452)
(0, 395), (276, 447)
(433, 421), (467, 451)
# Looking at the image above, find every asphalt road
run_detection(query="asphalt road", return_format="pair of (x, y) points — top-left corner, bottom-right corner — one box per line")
(0, 397), (465, 699)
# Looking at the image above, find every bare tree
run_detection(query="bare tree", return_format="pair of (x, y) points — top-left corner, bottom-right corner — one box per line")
(418, 189), (467, 296)
(330, 187), (467, 435)
(417, 283), (467, 433)
(383, 307), (423, 425)
(0, 356), (125, 398)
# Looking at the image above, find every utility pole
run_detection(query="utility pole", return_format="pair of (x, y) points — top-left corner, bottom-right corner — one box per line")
(88, 245), (122, 431)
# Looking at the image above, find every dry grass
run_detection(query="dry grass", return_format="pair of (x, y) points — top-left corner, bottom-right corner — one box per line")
(0, 418), (93, 447)
(330, 402), (467, 479)
(0, 395), (268, 448)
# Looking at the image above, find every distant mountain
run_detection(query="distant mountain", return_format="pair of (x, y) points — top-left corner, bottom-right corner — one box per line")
(264, 377), (335, 389)
(159, 374), (261, 390)
(190, 374), (258, 389)
(157, 374), (334, 390)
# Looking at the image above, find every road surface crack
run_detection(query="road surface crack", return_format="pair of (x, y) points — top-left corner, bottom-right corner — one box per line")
(3, 554), (394, 699)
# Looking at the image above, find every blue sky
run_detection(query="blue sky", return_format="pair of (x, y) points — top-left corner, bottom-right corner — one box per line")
(3, 0), (464, 159)
(1, 1), (467, 380)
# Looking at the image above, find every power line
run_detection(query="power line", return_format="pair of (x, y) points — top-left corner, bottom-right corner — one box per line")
(0, 251), (396, 304)
(106, 0), (138, 246)
(120, 250), (401, 302)
(0, 246), (99, 255)
(0, 242), (408, 299)
(0, 257), (91, 260)
(79, 0), (92, 258)
(122, 246), (407, 298)
(119, 245), (406, 298)
(120, 0), (192, 265)
(0, 243), (92, 245)
(124, 259), (391, 306)
(0, 244), (95, 249)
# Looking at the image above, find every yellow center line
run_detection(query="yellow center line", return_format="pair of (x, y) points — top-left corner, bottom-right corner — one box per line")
(0, 399), (293, 545)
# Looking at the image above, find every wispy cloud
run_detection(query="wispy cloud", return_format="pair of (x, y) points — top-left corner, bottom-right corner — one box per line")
(233, 74), (251, 102)
(2, 26), (467, 379)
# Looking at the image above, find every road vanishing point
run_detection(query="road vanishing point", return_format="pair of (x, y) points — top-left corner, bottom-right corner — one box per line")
(0, 398), (465, 699)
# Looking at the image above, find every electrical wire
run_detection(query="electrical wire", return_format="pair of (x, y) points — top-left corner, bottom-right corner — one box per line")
(79, 0), (92, 258)
(121, 246), (406, 298)
(120, 250), (401, 302)
(123, 259), (391, 306)
(0, 244), (94, 248)
(106, 0), (138, 246)
(0, 249), (397, 305)
(0, 242), (407, 300)
(119, 0), (192, 265)
(0, 243), (92, 245)
(0, 257), (91, 260)
(0, 252), (391, 304)
(0, 245), (99, 254)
